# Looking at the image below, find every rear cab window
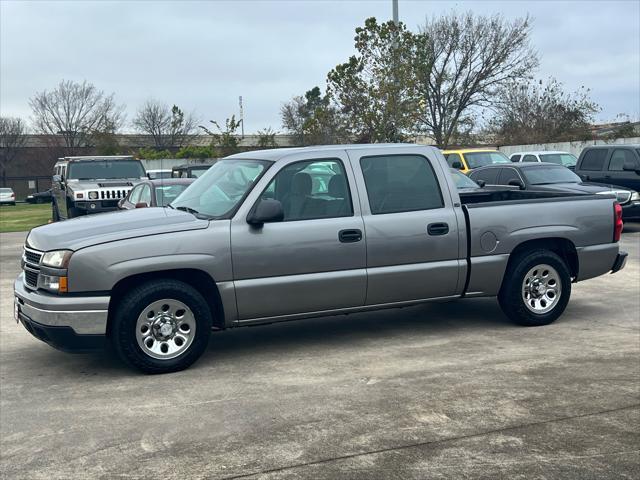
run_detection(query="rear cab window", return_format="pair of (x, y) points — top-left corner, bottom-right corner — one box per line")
(360, 155), (444, 214)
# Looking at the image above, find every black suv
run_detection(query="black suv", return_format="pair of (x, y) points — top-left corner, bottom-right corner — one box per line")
(574, 145), (640, 191)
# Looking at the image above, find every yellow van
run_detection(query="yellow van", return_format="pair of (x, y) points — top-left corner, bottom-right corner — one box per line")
(442, 149), (511, 173)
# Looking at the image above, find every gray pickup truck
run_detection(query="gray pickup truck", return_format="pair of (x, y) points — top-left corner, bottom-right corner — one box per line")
(15, 144), (627, 373)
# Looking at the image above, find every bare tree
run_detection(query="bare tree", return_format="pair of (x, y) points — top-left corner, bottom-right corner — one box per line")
(132, 99), (198, 148)
(0, 117), (27, 183)
(414, 12), (539, 147)
(29, 80), (124, 151)
(489, 78), (599, 145)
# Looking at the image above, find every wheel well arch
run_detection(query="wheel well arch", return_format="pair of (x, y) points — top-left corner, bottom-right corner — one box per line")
(106, 269), (225, 337)
(507, 237), (579, 279)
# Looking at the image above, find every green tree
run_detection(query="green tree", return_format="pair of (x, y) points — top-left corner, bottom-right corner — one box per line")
(489, 78), (599, 145)
(200, 116), (242, 157)
(256, 127), (278, 148)
(281, 86), (349, 145)
(175, 145), (215, 159)
(135, 147), (173, 160)
(327, 18), (417, 143)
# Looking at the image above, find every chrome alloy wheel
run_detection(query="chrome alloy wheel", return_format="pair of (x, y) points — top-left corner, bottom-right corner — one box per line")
(135, 299), (196, 360)
(522, 264), (562, 314)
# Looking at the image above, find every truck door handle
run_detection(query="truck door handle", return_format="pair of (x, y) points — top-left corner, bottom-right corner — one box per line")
(338, 229), (362, 243)
(427, 223), (449, 236)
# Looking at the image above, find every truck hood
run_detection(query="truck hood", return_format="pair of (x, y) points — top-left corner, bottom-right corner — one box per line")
(27, 208), (209, 252)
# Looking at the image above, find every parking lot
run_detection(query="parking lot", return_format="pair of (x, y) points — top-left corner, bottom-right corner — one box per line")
(0, 226), (638, 479)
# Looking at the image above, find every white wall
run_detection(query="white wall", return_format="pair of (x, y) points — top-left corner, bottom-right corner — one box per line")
(498, 137), (640, 157)
(139, 158), (214, 171)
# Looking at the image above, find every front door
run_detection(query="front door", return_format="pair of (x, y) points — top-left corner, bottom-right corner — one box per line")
(230, 151), (367, 321)
(348, 147), (465, 305)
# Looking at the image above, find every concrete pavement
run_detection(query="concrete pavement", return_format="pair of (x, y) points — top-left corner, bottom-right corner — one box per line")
(0, 227), (638, 479)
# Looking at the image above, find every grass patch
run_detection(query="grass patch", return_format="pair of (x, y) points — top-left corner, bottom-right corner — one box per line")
(0, 203), (51, 233)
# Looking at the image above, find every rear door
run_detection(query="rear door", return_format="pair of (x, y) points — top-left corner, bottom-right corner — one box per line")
(603, 148), (640, 190)
(230, 150), (367, 320)
(348, 146), (465, 305)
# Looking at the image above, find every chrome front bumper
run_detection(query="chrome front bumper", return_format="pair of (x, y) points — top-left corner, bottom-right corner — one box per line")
(14, 273), (109, 335)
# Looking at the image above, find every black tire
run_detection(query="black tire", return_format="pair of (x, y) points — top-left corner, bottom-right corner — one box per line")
(51, 201), (60, 222)
(111, 279), (212, 374)
(498, 249), (571, 327)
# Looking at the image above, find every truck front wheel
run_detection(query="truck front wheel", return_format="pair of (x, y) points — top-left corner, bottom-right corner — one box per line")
(498, 250), (571, 326)
(112, 280), (213, 374)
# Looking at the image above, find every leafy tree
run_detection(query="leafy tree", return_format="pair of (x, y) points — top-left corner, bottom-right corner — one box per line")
(135, 147), (173, 160)
(29, 80), (124, 152)
(0, 117), (27, 183)
(175, 145), (215, 159)
(489, 78), (599, 145)
(413, 12), (539, 148)
(132, 100), (197, 148)
(281, 87), (348, 145)
(327, 18), (417, 143)
(200, 116), (242, 157)
(256, 127), (278, 148)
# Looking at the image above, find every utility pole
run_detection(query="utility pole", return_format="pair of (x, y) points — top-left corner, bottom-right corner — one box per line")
(238, 95), (245, 139)
(392, 0), (399, 141)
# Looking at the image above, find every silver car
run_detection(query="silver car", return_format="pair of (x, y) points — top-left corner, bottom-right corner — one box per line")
(0, 187), (16, 205)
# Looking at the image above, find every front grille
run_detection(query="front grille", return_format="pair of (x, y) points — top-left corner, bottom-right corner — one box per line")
(23, 246), (43, 290)
(24, 268), (38, 288)
(24, 248), (42, 265)
(100, 189), (130, 200)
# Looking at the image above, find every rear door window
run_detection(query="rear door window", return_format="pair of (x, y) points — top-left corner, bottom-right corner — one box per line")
(360, 155), (443, 214)
(510, 155), (521, 162)
(580, 149), (608, 171)
(497, 168), (523, 186)
(469, 168), (499, 185)
(522, 154), (538, 162)
(609, 149), (636, 171)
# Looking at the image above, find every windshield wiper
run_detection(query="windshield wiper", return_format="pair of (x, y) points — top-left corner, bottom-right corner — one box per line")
(174, 205), (214, 220)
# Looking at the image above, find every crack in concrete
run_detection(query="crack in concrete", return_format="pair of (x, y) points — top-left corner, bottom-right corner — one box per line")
(218, 403), (640, 480)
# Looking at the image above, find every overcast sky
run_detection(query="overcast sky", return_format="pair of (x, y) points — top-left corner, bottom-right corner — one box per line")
(1, 0), (639, 133)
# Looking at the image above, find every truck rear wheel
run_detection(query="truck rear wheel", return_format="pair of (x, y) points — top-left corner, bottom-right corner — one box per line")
(112, 279), (212, 374)
(498, 250), (571, 326)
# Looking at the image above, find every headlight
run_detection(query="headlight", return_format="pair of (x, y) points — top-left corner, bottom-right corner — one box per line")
(41, 250), (72, 268)
(40, 274), (68, 293)
(89, 191), (99, 199)
(631, 191), (640, 201)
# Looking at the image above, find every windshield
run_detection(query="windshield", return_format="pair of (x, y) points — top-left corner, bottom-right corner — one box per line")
(539, 153), (578, 167)
(170, 159), (270, 218)
(191, 167), (210, 178)
(147, 170), (172, 180)
(464, 151), (510, 169)
(155, 184), (190, 207)
(524, 166), (582, 185)
(68, 160), (145, 180)
(450, 169), (479, 189)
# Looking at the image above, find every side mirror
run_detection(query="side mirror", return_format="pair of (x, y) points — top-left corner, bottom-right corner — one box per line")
(622, 159), (640, 175)
(135, 202), (148, 209)
(451, 161), (463, 169)
(117, 199), (125, 209)
(476, 179), (486, 188)
(247, 199), (284, 226)
(508, 179), (526, 190)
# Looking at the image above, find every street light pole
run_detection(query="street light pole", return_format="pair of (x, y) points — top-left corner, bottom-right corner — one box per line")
(392, 0), (399, 26)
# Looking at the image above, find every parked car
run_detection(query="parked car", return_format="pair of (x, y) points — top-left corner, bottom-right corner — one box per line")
(15, 144), (627, 373)
(442, 148), (511, 173)
(171, 162), (215, 178)
(509, 151), (578, 168)
(51, 156), (147, 221)
(25, 189), (53, 204)
(146, 169), (172, 180)
(468, 162), (640, 221)
(0, 187), (16, 205)
(574, 144), (640, 191)
(118, 179), (195, 209)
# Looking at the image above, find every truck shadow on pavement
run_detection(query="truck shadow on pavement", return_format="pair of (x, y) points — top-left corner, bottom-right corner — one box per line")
(21, 295), (613, 376)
